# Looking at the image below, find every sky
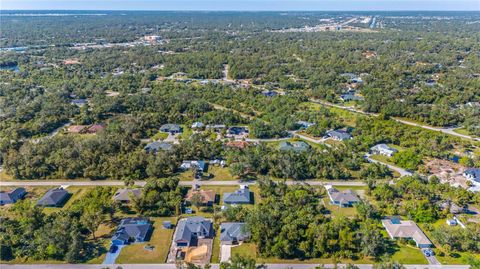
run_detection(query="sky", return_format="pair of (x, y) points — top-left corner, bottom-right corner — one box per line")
(1, 0), (479, 11)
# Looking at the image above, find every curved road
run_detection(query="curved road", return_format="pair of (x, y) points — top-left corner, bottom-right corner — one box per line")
(364, 154), (413, 177)
(309, 99), (479, 142)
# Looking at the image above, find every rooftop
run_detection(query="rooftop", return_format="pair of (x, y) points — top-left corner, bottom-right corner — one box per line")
(382, 218), (432, 246)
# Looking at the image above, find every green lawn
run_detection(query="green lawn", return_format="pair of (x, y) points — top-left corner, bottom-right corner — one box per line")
(390, 244), (428, 264)
(152, 132), (169, 140)
(211, 227), (221, 263)
(453, 128), (479, 139)
(207, 166), (236, 181)
(179, 126), (193, 140)
(322, 197), (357, 218)
(178, 164), (236, 181)
(116, 217), (177, 263)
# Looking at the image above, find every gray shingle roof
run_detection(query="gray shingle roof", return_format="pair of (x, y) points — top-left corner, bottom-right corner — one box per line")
(112, 218), (151, 245)
(327, 188), (360, 205)
(144, 141), (173, 153)
(37, 188), (69, 207)
(279, 141), (310, 152)
(174, 217), (213, 244)
(464, 168), (480, 182)
(220, 222), (250, 243)
(0, 188), (26, 205)
(326, 130), (352, 140)
(113, 189), (142, 202)
(223, 187), (251, 204)
(160, 124), (182, 133)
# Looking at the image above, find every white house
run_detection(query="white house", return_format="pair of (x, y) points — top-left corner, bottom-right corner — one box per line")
(370, 143), (398, 157)
(463, 168), (480, 191)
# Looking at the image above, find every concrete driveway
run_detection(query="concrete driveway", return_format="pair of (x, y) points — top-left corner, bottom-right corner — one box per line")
(103, 244), (124, 264)
(220, 244), (232, 262)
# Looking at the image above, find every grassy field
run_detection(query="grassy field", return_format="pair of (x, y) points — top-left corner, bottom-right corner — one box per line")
(0, 170), (13, 181)
(116, 217), (177, 263)
(86, 223), (115, 264)
(179, 126), (193, 140)
(322, 197), (357, 218)
(179, 166), (236, 181)
(390, 243), (428, 264)
(43, 186), (103, 214)
(152, 132), (169, 140)
(453, 128), (479, 139)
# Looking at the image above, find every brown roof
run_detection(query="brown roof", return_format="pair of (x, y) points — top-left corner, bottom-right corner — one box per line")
(226, 141), (250, 149)
(85, 124), (105, 134)
(67, 125), (87, 133)
(185, 189), (216, 204)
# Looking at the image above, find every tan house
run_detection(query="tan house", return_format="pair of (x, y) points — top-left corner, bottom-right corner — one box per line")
(185, 189), (216, 206)
(381, 218), (432, 248)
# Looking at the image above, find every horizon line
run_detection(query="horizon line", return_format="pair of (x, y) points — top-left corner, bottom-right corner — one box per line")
(1, 9), (479, 12)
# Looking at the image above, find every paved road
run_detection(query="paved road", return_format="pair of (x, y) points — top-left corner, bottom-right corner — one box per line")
(310, 99), (480, 142)
(392, 118), (480, 142)
(0, 180), (366, 187)
(0, 263), (469, 269)
(364, 154), (413, 177)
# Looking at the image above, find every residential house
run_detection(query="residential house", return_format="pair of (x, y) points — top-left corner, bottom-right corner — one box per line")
(84, 124), (105, 134)
(71, 99), (87, 107)
(325, 185), (360, 207)
(225, 140), (250, 149)
(37, 188), (70, 207)
(223, 186), (252, 205)
(325, 130), (352, 141)
(191, 122), (204, 129)
(340, 94), (364, 102)
(381, 218), (432, 248)
(438, 200), (466, 214)
(463, 168), (480, 189)
(67, 125), (88, 134)
(220, 222), (251, 245)
(144, 141), (173, 153)
(160, 124), (182, 134)
(180, 161), (207, 172)
(227, 126), (249, 136)
(279, 141), (310, 153)
(296, 121), (315, 129)
(205, 124), (226, 133)
(144, 35), (161, 43)
(370, 144), (398, 157)
(113, 188), (142, 203)
(111, 218), (152, 245)
(261, 90), (277, 97)
(174, 216), (213, 247)
(185, 189), (216, 206)
(0, 188), (27, 205)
